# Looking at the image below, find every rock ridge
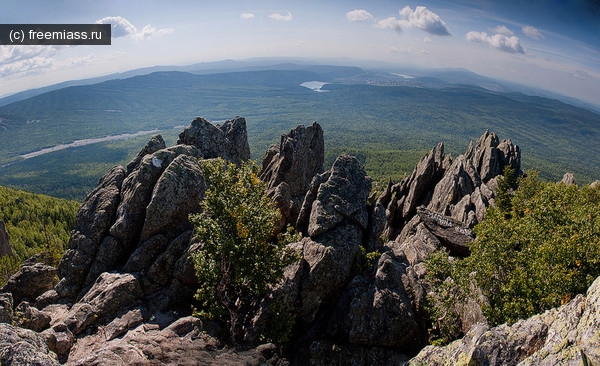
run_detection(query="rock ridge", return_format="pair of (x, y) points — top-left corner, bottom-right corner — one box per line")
(4, 123), (599, 366)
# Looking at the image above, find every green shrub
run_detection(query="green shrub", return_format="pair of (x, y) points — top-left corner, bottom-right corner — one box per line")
(190, 158), (296, 344)
(425, 171), (600, 344)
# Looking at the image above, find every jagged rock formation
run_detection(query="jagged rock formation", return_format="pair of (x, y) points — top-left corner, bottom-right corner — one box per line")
(0, 221), (12, 257)
(5, 122), (599, 366)
(378, 130), (520, 241)
(260, 122), (324, 229)
(177, 116), (250, 165)
(410, 274), (600, 365)
(249, 155), (384, 346)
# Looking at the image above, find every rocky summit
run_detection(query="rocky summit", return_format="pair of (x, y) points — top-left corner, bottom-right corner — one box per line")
(0, 117), (599, 365)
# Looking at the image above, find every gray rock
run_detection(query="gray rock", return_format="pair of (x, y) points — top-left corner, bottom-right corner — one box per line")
(300, 225), (363, 324)
(560, 172), (576, 186)
(2, 262), (58, 305)
(177, 116), (250, 165)
(14, 301), (51, 332)
(427, 155), (480, 216)
(57, 165), (125, 297)
(35, 290), (59, 310)
(308, 340), (409, 366)
(0, 292), (13, 323)
(416, 207), (473, 257)
(307, 155), (371, 238)
(41, 322), (74, 359)
(377, 143), (445, 240)
(260, 122), (325, 228)
(330, 252), (422, 350)
(79, 272), (144, 325)
(126, 134), (166, 174)
(123, 234), (169, 274)
(0, 323), (59, 365)
(410, 275), (600, 366)
(67, 318), (281, 366)
(140, 154), (205, 242)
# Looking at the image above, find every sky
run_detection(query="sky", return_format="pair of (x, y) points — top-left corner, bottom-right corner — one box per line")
(1, 0), (599, 107)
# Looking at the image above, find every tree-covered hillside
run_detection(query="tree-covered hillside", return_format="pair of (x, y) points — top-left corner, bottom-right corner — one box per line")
(1, 67), (599, 200)
(0, 186), (79, 285)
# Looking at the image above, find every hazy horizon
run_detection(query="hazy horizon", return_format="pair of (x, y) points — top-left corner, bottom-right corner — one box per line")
(1, 1), (599, 107)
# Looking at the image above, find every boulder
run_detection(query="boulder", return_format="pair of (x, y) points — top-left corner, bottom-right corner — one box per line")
(328, 252), (424, 351)
(306, 155), (372, 237)
(14, 301), (52, 332)
(0, 323), (59, 365)
(140, 154), (205, 242)
(2, 262), (58, 305)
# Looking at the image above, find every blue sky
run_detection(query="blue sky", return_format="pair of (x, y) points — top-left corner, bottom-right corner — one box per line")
(1, 0), (599, 106)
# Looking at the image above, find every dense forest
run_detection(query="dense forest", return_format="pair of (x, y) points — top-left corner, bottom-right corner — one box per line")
(1, 67), (600, 200)
(0, 186), (79, 286)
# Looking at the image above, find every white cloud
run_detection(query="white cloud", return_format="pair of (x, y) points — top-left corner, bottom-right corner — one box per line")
(522, 25), (544, 40)
(0, 46), (57, 78)
(399, 6), (451, 36)
(240, 13), (255, 20)
(269, 12), (293, 22)
(466, 30), (525, 54)
(492, 25), (514, 36)
(96, 16), (173, 40)
(96, 16), (137, 38)
(346, 9), (374, 22)
(132, 24), (174, 41)
(375, 17), (403, 31)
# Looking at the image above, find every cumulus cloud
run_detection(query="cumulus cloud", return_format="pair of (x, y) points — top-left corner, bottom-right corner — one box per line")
(240, 13), (255, 20)
(492, 25), (514, 36)
(132, 24), (174, 41)
(522, 25), (544, 40)
(399, 6), (451, 36)
(466, 30), (525, 54)
(346, 9), (374, 22)
(375, 17), (403, 31)
(96, 16), (173, 40)
(96, 16), (137, 38)
(269, 12), (293, 22)
(0, 45), (57, 77)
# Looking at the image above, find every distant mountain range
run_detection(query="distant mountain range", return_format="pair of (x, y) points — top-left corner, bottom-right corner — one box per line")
(0, 60), (599, 199)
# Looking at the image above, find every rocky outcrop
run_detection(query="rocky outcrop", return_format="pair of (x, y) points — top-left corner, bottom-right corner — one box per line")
(35, 117), (249, 359)
(249, 155), (386, 352)
(260, 122), (324, 229)
(56, 141), (206, 303)
(0, 221), (12, 257)
(177, 116), (250, 165)
(410, 274), (600, 365)
(1, 262), (58, 306)
(378, 130), (520, 241)
(0, 124), (542, 365)
(66, 316), (285, 366)
(0, 323), (59, 365)
(560, 172), (576, 186)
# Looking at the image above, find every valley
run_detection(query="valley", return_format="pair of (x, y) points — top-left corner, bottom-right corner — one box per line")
(1, 64), (599, 200)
